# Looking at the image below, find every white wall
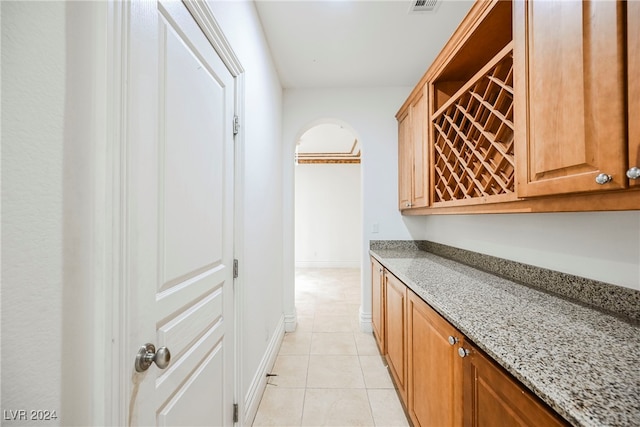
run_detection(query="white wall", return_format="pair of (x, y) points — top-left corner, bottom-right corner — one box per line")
(295, 163), (361, 268)
(204, 1), (285, 422)
(3, 2), (285, 426)
(2, 3), (111, 425)
(283, 87), (426, 330)
(2, 2), (65, 423)
(422, 212), (640, 291)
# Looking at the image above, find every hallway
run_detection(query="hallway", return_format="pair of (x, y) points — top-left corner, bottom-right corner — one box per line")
(252, 268), (409, 426)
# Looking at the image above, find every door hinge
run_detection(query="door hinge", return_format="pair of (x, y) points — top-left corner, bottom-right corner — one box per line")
(233, 403), (238, 423)
(233, 259), (239, 279)
(233, 115), (240, 136)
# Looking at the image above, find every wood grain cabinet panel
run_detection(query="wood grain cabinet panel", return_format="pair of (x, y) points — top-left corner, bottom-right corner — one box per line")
(462, 340), (568, 427)
(628, 0), (640, 188)
(514, 0), (627, 197)
(371, 257), (385, 354)
(407, 289), (463, 427)
(384, 271), (408, 403)
(398, 111), (412, 210)
(398, 85), (429, 210)
(410, 87), (429, 208)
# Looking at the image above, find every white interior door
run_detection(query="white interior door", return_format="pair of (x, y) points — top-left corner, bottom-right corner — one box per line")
(125, 1), (235, 425)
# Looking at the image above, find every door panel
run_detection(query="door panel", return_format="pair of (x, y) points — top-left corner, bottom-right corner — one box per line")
(407, 290), (462, 427)
(162, 17), (225, 286)
(398, 112), (412, 209)
(371, 258), (385, 354)
(128, 1), (236, 425)
(514, 0), (626, 196)
(629, 0), (640, 188)
(158, 342), (224, 426)
(411, 87), (428, 208)
(384, 272), (407, 402)
(157, 287), (222, 361)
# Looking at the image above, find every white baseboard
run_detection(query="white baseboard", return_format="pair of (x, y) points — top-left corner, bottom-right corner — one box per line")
(295, 260), (360, 268)
(243, 315), (285, 426)
(359, 306), (373, 333)
(284, 310), (297, 332)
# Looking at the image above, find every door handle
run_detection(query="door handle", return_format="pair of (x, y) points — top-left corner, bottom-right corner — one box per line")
(135, 343), (171, 372)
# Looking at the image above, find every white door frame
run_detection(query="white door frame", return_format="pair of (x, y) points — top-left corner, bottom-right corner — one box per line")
(96, 1), (245, 425)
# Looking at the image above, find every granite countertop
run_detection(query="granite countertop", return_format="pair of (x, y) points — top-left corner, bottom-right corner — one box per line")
(370, 247), (640, 427)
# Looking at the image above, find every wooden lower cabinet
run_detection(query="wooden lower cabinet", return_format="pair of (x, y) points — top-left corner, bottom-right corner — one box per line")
(384, 271), (408, 403)
(371, 257), (385, 354)
(373, 271), (567, 426)
(462, 340), (568, 427)
(407, 290), (463, 427)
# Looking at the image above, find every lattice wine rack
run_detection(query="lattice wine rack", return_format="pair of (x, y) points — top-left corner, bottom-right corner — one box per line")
(432, 44), (515, 205)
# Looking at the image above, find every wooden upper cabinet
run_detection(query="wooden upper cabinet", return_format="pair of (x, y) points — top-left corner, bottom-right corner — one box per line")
(384, 271), (407, 403)
(629, 1), (640, 188)
(398, 111), (412, 210)
(370, 257), (385, 354)
(514, 0), (628, 197)
(407, 290), (462, 427)
(462, 340), (568, 427)
(397, 85), (429, 210)
(410, 87), (429, 209)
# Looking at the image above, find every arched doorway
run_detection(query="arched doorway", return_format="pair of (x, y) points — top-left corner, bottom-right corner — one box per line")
(292, 121), (363, 332)
(295, 123), (361, 267)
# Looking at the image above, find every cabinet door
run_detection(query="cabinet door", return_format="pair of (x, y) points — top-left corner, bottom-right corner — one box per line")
(407, 290), (462, 427)
(514, 0), (627, 197)
(629, 0), (640, 188)
(398, 112), (412, 210)
(370, 258), (385, 354)
(462, 340), (567, 427)
(384, 272), (407, 403)
(410, 86), (429, 208)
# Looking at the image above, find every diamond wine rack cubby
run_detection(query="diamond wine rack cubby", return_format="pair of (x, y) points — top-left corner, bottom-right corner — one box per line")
(432, 43), (515, 206)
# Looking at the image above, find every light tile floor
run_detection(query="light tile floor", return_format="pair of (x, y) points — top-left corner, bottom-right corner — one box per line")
(252, 268), (410, 427)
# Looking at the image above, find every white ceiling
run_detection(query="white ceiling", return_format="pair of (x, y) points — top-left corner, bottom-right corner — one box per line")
(254, 0), (474, 89)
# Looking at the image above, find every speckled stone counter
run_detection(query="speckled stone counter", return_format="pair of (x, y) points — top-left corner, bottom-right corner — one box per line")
(370, 246), (640, 427)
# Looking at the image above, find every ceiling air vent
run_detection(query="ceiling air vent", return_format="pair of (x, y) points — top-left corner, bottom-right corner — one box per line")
(409, 0), (440, 13)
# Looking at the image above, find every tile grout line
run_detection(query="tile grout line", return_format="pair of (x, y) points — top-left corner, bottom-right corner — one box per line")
(254, 268), (407, 426)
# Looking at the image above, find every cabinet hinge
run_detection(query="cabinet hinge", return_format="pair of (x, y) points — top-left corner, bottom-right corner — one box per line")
(233, 259), (239, 279)
(233, 115), (240, 136)
(233, 403), (238, 423)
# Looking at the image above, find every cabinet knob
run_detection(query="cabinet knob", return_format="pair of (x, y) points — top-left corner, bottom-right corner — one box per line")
(448, 336), (458, 346)
(405, 202), (412, 208)
(627, 167), (640, 180)
(595, 173), (613, 185)
(458, 347), (469, 358)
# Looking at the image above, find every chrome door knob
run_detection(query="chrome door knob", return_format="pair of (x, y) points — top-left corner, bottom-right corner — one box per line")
(595, 173), (613, 185)
(448, 336), (459, 346)
(627, 167), (640, 180)
(135, 343), (171, 372)
(458, 347), (469, 358)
